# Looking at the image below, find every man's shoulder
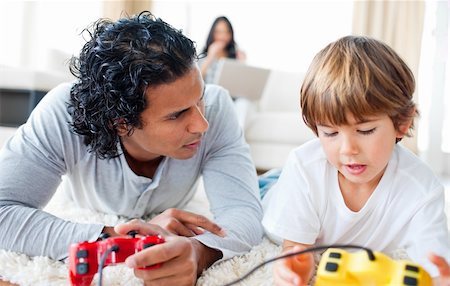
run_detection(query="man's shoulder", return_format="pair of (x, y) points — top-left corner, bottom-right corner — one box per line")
(204, 84), (231, 103)
(203, 84), (234, 118)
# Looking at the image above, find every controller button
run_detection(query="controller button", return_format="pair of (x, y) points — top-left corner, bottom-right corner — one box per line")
(329, 252), (341, 259)
(76, 263), (89, 274)
(76, 249), (88, 258)
(127, 230), (138, 238)
(144, 243), (156, 249)
(325, 262), (338, 272)
(403, 276), (418, 286)
(405, 265), (419, 273)
(99, 232), (111, 240)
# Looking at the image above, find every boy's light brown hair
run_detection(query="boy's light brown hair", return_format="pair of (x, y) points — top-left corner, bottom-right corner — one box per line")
(300, 36), (417, 140)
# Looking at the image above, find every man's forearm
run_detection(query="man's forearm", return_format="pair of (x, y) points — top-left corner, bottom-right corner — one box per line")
(190, 238), (223, 276)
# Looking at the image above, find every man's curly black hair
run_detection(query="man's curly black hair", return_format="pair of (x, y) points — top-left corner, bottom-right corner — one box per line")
(68, 11), (197, 159)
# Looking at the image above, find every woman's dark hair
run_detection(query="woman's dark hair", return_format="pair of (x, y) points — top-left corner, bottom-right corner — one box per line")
(201, 16), (237, 58)
(68, 11), (197, 159)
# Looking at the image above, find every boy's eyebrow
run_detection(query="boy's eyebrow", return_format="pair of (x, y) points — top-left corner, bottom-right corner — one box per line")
(317, 118), (378, 127)
(317, 123), (333, 128)
(355, 118), (377, 124)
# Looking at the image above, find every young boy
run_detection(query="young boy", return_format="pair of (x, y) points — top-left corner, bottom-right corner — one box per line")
(262, 36), (450, 285)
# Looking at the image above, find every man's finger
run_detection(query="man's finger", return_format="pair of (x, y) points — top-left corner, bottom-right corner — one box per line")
(167, 220), (197, 237)
(185, 223), (205, 235)
(114, 219), (169, 237)
(125, 236), (189, 269)
(165, 209), (225, 237)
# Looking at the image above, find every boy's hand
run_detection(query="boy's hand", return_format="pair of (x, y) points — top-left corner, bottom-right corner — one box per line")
(273, 245), (314, 286)
(428, 253), (450, 286)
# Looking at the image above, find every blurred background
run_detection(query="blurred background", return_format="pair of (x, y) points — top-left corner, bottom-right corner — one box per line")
(0, 0), (448, 177)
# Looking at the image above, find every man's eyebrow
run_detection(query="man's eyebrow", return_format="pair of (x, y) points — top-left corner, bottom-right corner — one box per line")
(165, 87), (205, 118)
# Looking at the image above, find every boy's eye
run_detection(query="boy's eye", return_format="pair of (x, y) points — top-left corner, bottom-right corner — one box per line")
(323, 131), (338, 137)
(358, 128), (376, 135)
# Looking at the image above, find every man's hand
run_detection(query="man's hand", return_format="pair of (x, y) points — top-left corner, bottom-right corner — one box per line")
(429, 252), (450, 286)
(273, 244), (314, 286)
(148, 208), (225, 237)
(115, 219), (222, 286)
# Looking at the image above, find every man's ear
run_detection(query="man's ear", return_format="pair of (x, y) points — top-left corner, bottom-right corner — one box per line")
(114, 118), (129, 136)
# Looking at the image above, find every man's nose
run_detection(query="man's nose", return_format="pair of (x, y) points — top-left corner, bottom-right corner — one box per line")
(187, 106), (209, 134)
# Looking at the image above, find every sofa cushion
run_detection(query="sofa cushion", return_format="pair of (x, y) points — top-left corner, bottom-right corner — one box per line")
(258, 70), (304, 112)
(245, 112), (315, 144)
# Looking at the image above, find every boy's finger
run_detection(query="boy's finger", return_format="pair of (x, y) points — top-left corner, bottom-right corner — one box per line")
(428, 253), (450, 276)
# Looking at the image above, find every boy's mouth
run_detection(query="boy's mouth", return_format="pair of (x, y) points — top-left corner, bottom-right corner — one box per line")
(345, 164), (367, 175)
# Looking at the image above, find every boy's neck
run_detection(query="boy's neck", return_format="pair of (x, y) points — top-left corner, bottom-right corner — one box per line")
(337, 171), (383, 212)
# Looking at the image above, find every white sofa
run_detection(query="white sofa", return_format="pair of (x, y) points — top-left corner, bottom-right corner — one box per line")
(243, 70), (315, 171)
(0, 49), (74, 127)
(0, 126), (17, 149)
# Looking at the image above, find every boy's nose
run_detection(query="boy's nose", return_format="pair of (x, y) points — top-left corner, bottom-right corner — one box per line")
(340, 136), (359, 155)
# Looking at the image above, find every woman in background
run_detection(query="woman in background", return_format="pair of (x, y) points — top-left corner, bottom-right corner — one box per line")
(200, 16), (246, 84)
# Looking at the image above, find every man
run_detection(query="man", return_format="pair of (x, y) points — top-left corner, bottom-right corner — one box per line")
(0, 12), (263, 285)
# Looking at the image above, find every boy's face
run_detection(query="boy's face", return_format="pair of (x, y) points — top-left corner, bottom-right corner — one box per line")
(317, 113), (405, 192)
(120, 65), (208, 162)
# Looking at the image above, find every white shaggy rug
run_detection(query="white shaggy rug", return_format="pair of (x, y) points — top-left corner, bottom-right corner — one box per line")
(1, 179), (448, 286)
(0, 182), (282, 286)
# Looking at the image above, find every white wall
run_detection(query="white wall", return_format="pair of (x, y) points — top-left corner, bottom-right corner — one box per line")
(0, 1), (353, 74)
(152, 1), (353, 73)
(0, 1), (102, 70)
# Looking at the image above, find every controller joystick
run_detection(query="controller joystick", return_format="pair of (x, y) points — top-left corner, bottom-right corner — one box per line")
(68, 231), (165, 286)
(127, 230), (138, 238)
(315, 248), (432, 286)
(98, 232), (110, 240)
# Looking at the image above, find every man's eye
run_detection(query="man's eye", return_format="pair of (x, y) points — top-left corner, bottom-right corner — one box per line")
(168, 112), (182, 120)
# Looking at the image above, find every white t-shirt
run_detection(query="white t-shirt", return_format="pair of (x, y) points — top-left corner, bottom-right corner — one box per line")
(262, 139), (450, 277)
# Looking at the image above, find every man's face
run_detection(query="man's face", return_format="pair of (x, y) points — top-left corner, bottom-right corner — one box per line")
(120, 65), (208, 162)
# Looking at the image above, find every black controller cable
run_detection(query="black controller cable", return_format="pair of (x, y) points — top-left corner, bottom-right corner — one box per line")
(97, 244), (119, 286)
(221, 244), (375, 286)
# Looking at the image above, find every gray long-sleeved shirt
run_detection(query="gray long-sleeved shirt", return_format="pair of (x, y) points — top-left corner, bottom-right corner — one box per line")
(0, 83), (263, 260)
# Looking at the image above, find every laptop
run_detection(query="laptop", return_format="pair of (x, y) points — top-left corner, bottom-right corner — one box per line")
(212, 59), (270, 101)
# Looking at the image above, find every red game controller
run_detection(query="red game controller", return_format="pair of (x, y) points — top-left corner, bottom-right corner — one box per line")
(68, 231), (165, 286)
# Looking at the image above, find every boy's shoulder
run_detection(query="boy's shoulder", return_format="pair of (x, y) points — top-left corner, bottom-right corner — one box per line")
(392, 144), (443, 194)
(291, 138), (324, 160)
(287, 138), (327, 170)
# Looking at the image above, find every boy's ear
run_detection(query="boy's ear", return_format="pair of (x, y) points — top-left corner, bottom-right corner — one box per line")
(396, 108), (415, 139)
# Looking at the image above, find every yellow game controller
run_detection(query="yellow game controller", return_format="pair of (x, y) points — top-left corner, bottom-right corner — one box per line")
(315, 248), (432, 286)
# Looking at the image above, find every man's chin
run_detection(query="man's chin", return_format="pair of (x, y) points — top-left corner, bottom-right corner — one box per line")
(173, 149), (198, 160)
